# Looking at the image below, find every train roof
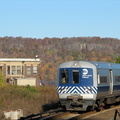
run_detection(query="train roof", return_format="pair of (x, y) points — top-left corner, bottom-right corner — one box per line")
(89, 61), (120, 69)
(59, 61), (120, 69)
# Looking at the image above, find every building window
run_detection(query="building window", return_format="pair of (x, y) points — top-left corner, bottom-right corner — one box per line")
(0, 66), (3, 74)
(17, 66), (21, 75)
(33, 66), (37, 74)
(26, 66), (31, 75)
(12, 66), (16, 75)
(7, 66), (10, 75)
(0, 66), (2, 70)
(0, 66), (3, 72)
(100, 76), (107, 84)
(22, 66), (23, 75)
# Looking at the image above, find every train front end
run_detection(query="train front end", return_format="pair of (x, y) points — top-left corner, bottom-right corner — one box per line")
(57, 61), (98, 111)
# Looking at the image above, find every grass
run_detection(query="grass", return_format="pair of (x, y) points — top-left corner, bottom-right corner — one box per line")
(0, 85), (59, 119)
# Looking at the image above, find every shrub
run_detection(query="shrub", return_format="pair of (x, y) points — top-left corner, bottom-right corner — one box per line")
(26, 85), (36, 93)
(0, 85), (59, 118)
(0, 69), (6, 87)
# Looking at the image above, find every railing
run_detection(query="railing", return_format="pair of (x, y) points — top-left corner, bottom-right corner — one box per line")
(114, 109), (120, 120)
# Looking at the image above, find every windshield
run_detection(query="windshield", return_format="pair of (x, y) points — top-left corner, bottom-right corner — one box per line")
(60, 69), (69, 84)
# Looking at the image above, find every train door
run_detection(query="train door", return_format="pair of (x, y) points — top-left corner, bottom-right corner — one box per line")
(109, 70), (113, 94)
(72, 69), (79, 84)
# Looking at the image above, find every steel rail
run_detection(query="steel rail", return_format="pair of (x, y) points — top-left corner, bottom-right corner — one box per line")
(19, 107), (63, 120)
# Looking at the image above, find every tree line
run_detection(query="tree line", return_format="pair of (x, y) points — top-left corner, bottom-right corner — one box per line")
(0, 36), (120, 81)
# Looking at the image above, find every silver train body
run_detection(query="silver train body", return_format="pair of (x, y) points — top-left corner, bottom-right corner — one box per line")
(57, 61), (120, 111)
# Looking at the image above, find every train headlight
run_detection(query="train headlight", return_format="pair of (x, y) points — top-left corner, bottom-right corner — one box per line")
(60, 88), (67, 92)
(74, 63), (78, 66)
(84, 88), (88, 92)
(63, 88), (67, 92)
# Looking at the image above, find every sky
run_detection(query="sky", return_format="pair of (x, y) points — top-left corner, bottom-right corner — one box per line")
(0, 0), (120, 39)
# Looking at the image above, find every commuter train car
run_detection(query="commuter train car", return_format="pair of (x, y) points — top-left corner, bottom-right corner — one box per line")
(57, 61), (120, 111)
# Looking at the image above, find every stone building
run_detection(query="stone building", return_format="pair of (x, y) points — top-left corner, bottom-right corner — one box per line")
(0, 58), (41, 86)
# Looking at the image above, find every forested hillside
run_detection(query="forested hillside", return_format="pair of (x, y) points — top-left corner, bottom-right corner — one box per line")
(0, 36), (120, 82)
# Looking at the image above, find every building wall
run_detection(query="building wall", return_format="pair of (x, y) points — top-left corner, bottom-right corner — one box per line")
(16, 78), (36, 86)
(0, 59), (41, 85)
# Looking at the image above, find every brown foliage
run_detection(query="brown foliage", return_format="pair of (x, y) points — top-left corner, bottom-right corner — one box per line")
(0, 85), (58, 119)
(0, 36), (119, 81)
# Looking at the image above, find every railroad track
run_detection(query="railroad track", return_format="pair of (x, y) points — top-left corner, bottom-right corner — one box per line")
(19, 103), (120, 120)
(40, 111), (79, 120)
(68, 104), (120, 120)
(19, 107), (64, 120)
(40, 104), (120, 120)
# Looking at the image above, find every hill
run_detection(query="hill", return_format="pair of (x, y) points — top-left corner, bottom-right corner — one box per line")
(0, 36), (120, 81)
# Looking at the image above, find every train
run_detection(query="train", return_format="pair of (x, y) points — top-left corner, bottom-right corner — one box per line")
(57, 61), (120, 111)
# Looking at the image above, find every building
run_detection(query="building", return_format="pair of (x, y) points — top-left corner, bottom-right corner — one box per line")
(0, 58), (41, 86)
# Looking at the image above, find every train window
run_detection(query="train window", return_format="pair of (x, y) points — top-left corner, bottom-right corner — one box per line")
(115, 76), (120, 83)
(60, 69), (69, 84)
(100, 76), (107, 84)
(72, 70), (79, 84)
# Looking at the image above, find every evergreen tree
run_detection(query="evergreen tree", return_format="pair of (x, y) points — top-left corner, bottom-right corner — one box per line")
(116, 56), (120, 63)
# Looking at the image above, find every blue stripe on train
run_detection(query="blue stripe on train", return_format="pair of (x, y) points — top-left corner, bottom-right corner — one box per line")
(113, 85), (120, 91)
(98, 85), (120, 93)
(57, 85), (120, 94)
(57, 86), (98, 94)
(97, 86), (109, 93)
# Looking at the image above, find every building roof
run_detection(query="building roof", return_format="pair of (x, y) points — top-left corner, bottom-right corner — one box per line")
(0, 58), (40, 62)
